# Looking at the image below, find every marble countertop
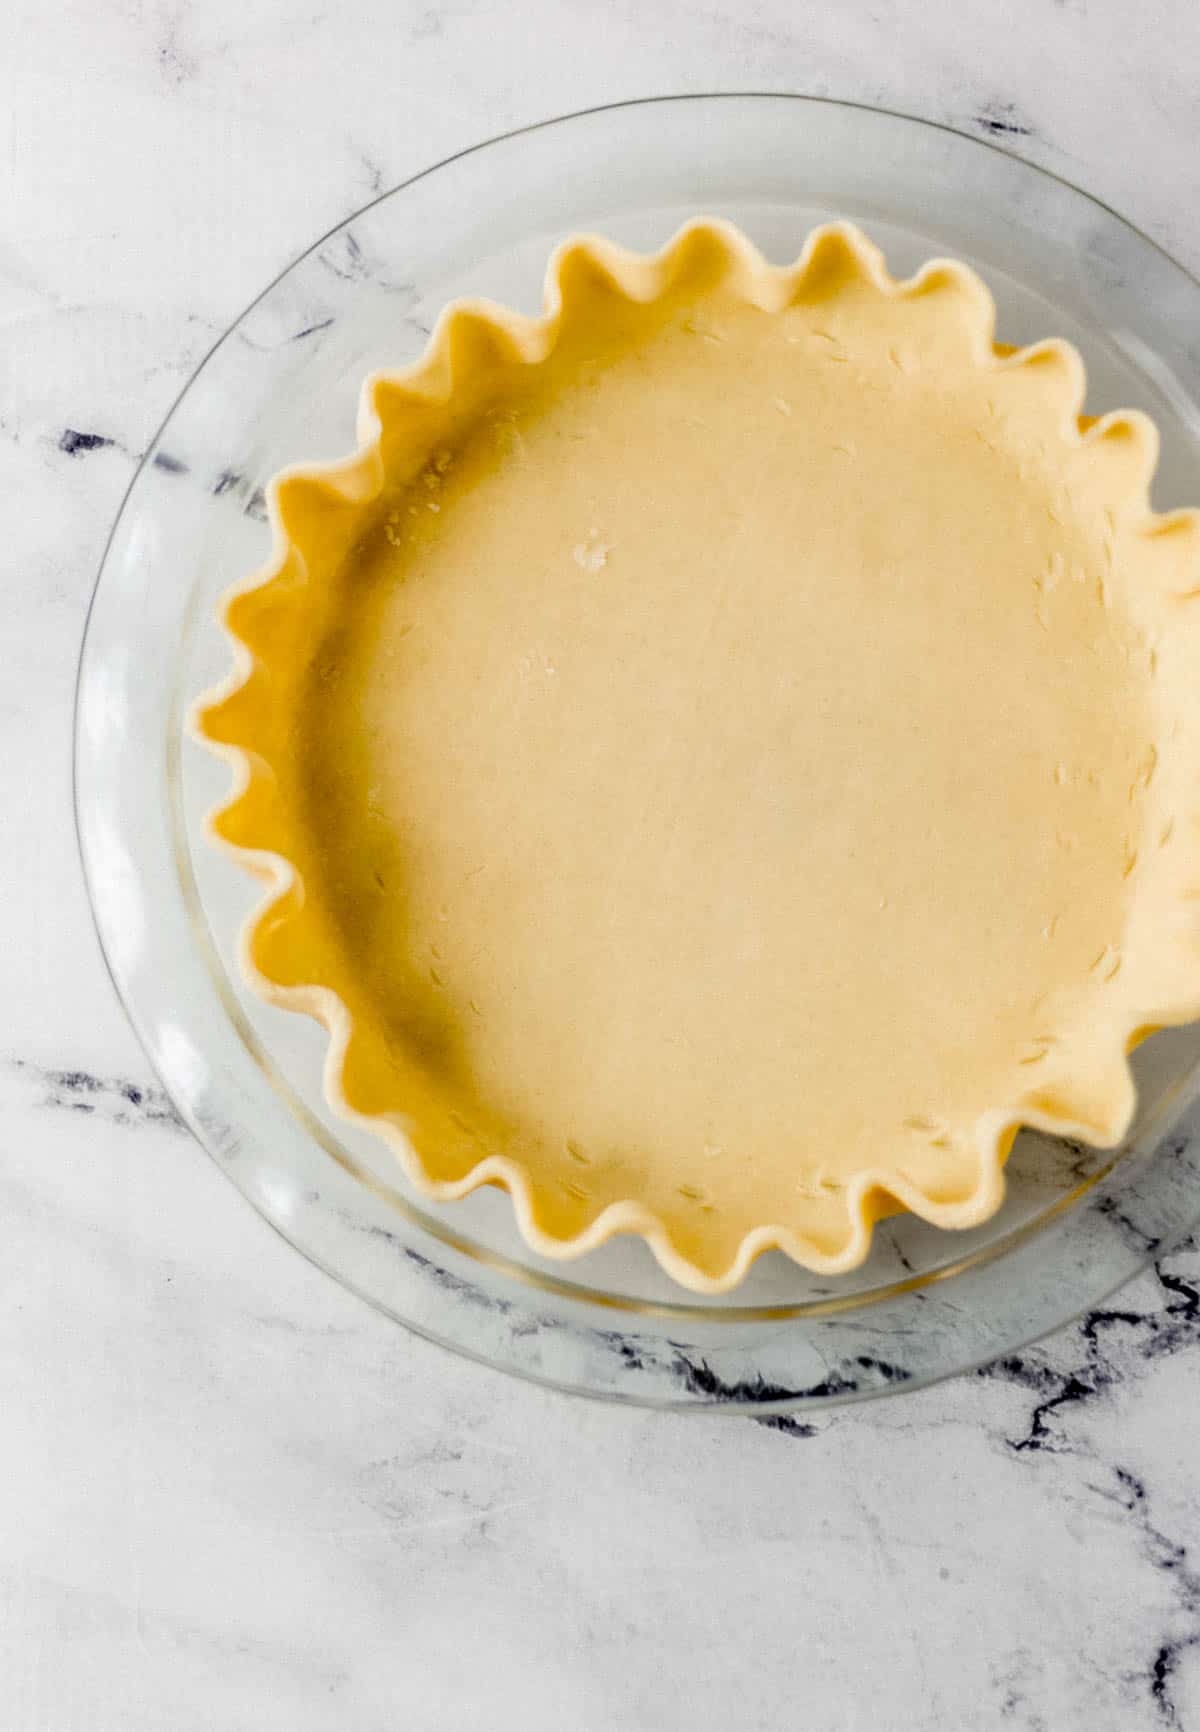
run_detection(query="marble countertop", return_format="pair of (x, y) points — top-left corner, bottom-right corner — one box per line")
(6, 1), (1200, 1726)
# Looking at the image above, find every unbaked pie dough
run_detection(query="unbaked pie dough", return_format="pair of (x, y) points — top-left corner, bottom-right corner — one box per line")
(194, 220), (1200, 1292)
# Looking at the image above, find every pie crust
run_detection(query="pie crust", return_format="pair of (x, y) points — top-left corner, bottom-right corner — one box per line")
(193, 220), (1200, 1293)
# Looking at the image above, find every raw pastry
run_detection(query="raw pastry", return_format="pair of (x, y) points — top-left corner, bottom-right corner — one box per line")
(194, 220), (1200, 1292)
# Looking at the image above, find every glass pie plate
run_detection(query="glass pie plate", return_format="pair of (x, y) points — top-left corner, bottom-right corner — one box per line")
(75, 94), (1200, 1412)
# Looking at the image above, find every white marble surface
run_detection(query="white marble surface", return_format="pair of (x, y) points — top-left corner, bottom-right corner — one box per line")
(6, 2), (1200, 1726)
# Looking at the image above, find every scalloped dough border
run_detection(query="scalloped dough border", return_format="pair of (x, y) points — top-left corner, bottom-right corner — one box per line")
(192, 219), (1200, 1294)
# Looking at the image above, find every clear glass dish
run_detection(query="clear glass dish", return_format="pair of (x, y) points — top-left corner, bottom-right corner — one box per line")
(76, 94), (1200, 1411)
